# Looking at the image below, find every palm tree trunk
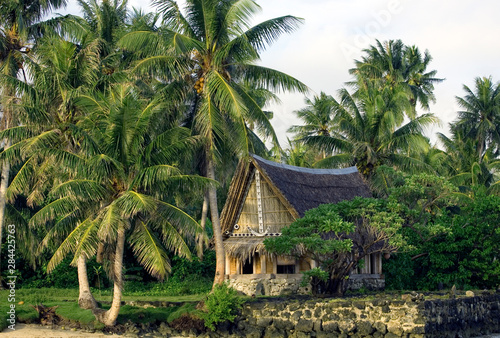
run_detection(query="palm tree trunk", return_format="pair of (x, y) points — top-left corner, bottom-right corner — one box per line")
(0, 140), (10, 289)
(478, 138), (485, 164)
(94, 226), (125, 326)
(77, 256), (98, 309)
(196, 191), (209, 259)
(206, 157), (225, 286)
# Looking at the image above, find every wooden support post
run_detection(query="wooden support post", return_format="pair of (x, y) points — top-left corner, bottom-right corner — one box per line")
(260, 255), (266, 274)
(311, 259), (318, 269)
(225, 255), (230, 276)
(236, 260), (241, 275)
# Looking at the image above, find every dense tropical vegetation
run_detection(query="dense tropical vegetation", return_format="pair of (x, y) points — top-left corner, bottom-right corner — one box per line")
(0, 0), (499, 328)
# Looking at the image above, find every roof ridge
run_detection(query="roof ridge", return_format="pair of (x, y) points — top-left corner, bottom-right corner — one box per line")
(251, 154), (359, 175)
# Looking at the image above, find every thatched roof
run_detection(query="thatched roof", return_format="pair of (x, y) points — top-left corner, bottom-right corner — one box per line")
(220, 154), (371, 234)
(224, 237), (268, 261)
(252, 155), (371, 217)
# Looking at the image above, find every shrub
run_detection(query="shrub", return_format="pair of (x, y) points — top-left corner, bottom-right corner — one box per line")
(201, 283), (244, 330)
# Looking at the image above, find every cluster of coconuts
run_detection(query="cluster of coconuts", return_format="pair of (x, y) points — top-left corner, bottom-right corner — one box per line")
(194, 77), (204, 94)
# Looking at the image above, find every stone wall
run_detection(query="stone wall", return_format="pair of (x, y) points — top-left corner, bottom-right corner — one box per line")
(227, 275), (308, 296)
(227, 274), (384, 296)
(211, 291), (500, 338)
(423, 293), (500, 337)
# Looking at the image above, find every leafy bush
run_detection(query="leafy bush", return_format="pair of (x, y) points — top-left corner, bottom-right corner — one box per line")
(265, 198), (404, 295)
(201, 283), (244, 330)
(170, 250), (216, 281)
(20, 257), (105, 289)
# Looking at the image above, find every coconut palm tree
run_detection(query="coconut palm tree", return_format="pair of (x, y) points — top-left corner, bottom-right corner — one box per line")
(288, 91), (337, 159)
(281, 138), (316, 168)
(438, 128), (497, 189)
(21, 82), (207, 326)
(1, 32), (102, 304)
(64, 0), (132, 92)
(306, 86), (438, 178)
(349, 39), (443, 117)
(121, 0), (308, 285)
(0, 0), (67, 288)
(452, 76), (500, 163)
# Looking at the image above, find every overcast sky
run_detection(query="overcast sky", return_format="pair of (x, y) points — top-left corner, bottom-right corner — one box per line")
(58, 0), (500, 147)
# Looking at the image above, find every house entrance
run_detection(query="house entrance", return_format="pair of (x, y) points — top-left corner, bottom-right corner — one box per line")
(242, 258), (253, 274)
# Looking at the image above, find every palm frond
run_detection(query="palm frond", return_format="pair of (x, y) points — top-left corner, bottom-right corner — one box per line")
(313, 153), (354, 169)
(129, 221), (171, 280)
(242, 15), (303, 52)
(238, 64), (308, 94)
(29, 196), (82, 228)
(116, 191), (157, 218)
(50, 179), (107, 202)
(47, 218), (95, 273)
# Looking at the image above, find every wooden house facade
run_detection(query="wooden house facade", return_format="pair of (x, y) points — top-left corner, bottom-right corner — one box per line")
(220, 155), (385, 296)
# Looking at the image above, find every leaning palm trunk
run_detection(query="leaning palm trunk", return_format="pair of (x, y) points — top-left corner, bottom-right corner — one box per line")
(0, 140), (10, 289)
(94, 225), (126, 326)
(206, 158), (225, 286)
(77, 256), (98, 309)
(196, 191), (209, 259)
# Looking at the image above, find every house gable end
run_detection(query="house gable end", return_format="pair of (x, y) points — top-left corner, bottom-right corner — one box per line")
(231, 169), (296, 236)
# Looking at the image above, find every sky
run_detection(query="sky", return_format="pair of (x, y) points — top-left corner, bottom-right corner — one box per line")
(58, 0), (500, 147)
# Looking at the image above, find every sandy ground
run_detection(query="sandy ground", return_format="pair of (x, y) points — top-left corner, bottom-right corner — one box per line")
(0, 324), (116, 337)
(2, 324), (500, 338)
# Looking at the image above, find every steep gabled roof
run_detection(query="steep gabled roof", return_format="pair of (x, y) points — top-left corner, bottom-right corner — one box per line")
(252, 155), (371, 216)
(220, 154), (372, 233)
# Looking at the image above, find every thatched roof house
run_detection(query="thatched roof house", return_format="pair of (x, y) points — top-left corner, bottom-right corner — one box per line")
(220, 155), (383, 295)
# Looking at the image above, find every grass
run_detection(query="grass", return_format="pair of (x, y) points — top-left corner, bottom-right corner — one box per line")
(0, 301), (40, 332)
(0, 287), (206, 332)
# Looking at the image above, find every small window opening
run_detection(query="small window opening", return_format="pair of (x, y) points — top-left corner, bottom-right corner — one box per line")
(277, 264), (296, 274)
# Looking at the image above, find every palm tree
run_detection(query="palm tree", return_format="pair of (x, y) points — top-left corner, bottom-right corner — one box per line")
(288, 92), (336, 159)
(1, 32), (102, 305)
(349, 39), (443, 117)
(306, 86), (438, 178)
(452, 76), (500, 163)
(123, 0), (308, 285)
(438, 128), (497, 189)
(66, 0), (132, 91)
(24, 83), (207, 326)
(281, 138), (316, 168)
(0, 0), (67, 288)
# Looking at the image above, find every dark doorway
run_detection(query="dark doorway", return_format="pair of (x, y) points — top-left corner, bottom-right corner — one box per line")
(242, 258), (253, 274)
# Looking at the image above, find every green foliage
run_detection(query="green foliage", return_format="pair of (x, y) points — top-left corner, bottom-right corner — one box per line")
(265, 206), (354, 257)
(2, 0), (500, 304)
(0, 302), (39, 331)
(266, 198), (404, 295)
(201, 283), (244, 331)
(383, 253), (417, 290)
(53, 302), (99, 325)
(417, 191), (500, 289)
(382, 174), (500, 291)
(124, 274), (212, 297)
(169, 250), (216, 281)
(165, 303), (198, 323)
(300, 267), (328, 287)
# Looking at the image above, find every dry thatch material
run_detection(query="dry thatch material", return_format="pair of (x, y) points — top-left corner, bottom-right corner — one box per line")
(224, 237), (268, 262)
(221, 154), (371, 234)
(252, 155), (371, 217)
